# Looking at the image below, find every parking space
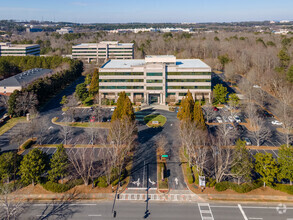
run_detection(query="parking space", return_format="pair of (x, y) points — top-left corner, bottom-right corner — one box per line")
(249, 149), (279, 159)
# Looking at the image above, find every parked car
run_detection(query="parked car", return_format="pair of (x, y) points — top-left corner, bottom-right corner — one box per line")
(110, 107), (116, 112)
(243, 137), (252, 146)
(226, 124), (234, 130)
(272, 120), (283, 125)
(233, 115), (241, 123)
(216, 116), (223, 123)
(222, 116), (228, 123)
(213, 107), (219, 111)
(90, 116), (95, 122)
(228, 116), (234, 123)
(236, 124), (244, 132)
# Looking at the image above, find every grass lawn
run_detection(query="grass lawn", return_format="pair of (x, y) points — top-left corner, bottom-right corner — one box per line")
(0, 117), (27, 135)
(158, 162), (168, 189)
(144, 114), (167, 127)
(52, 117), (110, 129)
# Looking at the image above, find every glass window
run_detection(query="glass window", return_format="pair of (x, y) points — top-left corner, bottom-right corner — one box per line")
(146, 87), (162, 90)
(146, 72), (162, 76)
(167, 72), (211, 75)
(146, 79), (163, 83)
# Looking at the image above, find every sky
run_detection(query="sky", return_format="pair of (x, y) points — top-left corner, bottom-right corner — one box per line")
(0, 0), (292, 23)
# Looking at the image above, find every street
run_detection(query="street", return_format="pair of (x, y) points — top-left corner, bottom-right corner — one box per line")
(16, 201), (293, 220)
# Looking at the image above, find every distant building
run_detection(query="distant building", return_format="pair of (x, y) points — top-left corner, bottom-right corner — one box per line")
(56, 27), (73, 34)
(280, 20), (290, 23)
(72, 41), (134, 63)
(99, 55), (212, 105)
(26, 27), (43, 33)
(0, 68), (53, 95)
(0, 42), (40, 56)
(273, 29), (289, 35)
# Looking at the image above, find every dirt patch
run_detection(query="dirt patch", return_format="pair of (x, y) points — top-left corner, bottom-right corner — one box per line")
(241, 119), (259, 132)
(14, 184), (53, 195)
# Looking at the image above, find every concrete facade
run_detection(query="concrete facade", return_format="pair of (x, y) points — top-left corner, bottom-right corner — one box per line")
(99, 55), (212, 105)
(0, 42), (40, 56)
(72, 41), (134, 63)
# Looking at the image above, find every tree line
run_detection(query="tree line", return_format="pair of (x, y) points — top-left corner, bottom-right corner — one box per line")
(6, 57), (83, 116)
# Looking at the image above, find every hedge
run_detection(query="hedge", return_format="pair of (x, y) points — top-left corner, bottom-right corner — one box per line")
(20, 139), (34, 150)
(273, 184), (293, 195)
(96, 176), (108, 188)
(215, 181), (263, 193)
(42, 179), (83, 193)
(192, 166), (199, 185)
(186, 167), (194, 184)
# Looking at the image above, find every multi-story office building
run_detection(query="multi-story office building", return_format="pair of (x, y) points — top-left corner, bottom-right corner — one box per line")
(0, 42), (40, 56)
(99, 55), (212, 105)
(56, 27), (74, 35)
(72, 41), (134, 63)
(0, 68), (52, 95)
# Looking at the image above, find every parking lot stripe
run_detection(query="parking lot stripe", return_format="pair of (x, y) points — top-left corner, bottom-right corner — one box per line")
(238, 204), (248, 220)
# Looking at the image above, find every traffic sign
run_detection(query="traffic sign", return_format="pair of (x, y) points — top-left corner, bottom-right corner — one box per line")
(162, 155), (168, 158)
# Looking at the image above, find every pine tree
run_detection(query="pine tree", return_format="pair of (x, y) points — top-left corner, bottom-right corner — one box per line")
(278, 145), (293, 185)
(48, 144), (69, 183)
(112, 92), (135, 121)
(0, 152), (22, 183)
(89, 69), (99, 96)
(194, 102), (206, 130)
(213, 84), (228, 104)
(231, 139), (253, 185)
(19, 148), (46, 185)
(177, 90), (194, 121)
(254, 153), (278, 187)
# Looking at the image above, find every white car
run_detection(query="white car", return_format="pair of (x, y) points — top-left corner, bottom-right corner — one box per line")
(110, 107), (116, 112)
(243, 137), (252, 146)
(226, 124), (234, 130)
(228, 116), (234, 123)
(272, 120), (282, 126)
(216, 116), (223, 123)
(233, 115), (241, 123)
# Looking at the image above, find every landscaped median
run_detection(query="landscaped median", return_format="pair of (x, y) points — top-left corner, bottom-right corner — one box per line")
(0, 117), (27, 136)
(157, 147), (169, 193)
(52, 117), (110, 129)
(144, 114), (167, 128)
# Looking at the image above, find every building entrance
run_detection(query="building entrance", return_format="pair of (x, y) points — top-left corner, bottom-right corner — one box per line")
(149, 94), (160, 104)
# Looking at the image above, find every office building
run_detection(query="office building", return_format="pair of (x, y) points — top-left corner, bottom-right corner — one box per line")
(56, 27), (73, 34)
(0, 68), (52, 95)
(72, 41), (134, 63)
(99, 55), (211, 105)
(0, 42), (40, 56)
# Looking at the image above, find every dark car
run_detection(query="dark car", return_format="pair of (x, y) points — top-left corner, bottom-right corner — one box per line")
(213, 107), (219, 111)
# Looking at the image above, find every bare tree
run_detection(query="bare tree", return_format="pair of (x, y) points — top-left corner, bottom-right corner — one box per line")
(67, 148), (96, 186)
(203, 103), (216, 123)
(0, 184), (27, 220)
(59, 119), (72, 145)
(108, 117), (137, 176)
(15, 91), (38, 116)
(85, 121), (99, 145)
(0, 95), (9, 111)
(35, 117), (48, 145)
(250, 115), (272, 146)
(10, 123), (28, 149)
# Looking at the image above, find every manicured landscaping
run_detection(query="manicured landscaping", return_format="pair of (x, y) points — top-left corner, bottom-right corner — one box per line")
(144, 114), (167, 127)
(52, 117), (110, 128)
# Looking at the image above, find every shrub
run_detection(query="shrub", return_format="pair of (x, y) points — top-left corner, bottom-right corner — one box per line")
(186, 167), (194, 184)
(42, 179), (83, 193)
(192, 166), (199, 185)
(83, 96), (93, 106)
(273, 184), (293, 195)
(97, 176), (108, 188)
(215, 181), (230, 191)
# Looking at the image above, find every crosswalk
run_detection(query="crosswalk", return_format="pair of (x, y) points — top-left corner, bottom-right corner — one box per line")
(118, 193), (199, 202)
(198, 203), (214, 220)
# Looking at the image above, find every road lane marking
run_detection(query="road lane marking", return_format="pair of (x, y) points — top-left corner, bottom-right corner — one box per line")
(238, 204), (248, 220)
(198, 203), (214, 220)
(248, 218), (263, 220)
(88, 214), (102, 217)
(33, 203), (97, 206)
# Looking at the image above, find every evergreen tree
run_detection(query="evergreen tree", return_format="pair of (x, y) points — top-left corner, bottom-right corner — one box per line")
(278, 145), (293, 185)
(287, 65), (293, 83)
(254, 153), (278, 187)
(48, 144), (69, 183)
(75, 83), (89, 101)
(0, 152), (22, 182)
(60, 95), (68, 105)
(89, 69), (99, 96)
(218, 54), (230, 69)
(194, 102), (206, 130)
(19, 148), (46, 185)
(278, 49), (290, 69)
(231, 139), (253, 185)
(228, 93), (240, 109)
(177, 90), (194, 121)
(213, 84), (228, 104)
(112, 91), (135, 121)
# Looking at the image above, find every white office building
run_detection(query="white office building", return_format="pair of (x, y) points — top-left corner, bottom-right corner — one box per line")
(99, 55), (212, 105)
(72, 41), (134, 63)
(0, 42), (40, 56)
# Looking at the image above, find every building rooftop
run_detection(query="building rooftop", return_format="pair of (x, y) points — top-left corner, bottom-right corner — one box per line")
(101, 57), (210, 69)
(0, 42), (39, 48)
(0, 68), (52, 87)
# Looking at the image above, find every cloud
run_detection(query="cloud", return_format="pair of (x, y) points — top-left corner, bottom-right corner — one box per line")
(72, 1), (88, 6)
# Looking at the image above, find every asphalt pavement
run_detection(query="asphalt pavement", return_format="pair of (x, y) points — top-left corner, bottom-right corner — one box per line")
(15, 201), (293, 220)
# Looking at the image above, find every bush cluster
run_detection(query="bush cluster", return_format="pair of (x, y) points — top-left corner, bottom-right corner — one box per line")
(273, 184), (293, 195)
(21, 139), (34, 150)
(42, 179), (83, 193)
(215, 181), (262, 193)
(95, 176), (108, 188)
(186, 167), (194, 184)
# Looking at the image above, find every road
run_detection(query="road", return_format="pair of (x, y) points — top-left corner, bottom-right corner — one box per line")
(128, 108), (186, 190)
(16, 201), (293, 220)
